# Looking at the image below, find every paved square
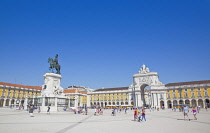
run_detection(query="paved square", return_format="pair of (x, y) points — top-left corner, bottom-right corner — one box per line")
(0, 108), (209, 133)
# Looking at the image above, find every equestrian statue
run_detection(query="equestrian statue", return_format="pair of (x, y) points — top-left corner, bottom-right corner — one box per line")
(48, 54), (61, 74)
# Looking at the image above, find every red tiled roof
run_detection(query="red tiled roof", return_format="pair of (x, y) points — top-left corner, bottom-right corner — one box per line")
(165, 80), (210, 87)
(63, 89), (76, 93)
(78, 90), (87, 94)
(0, 82), (42, 90)
(63, 89), (87, 94)
(94, 87), (129, 92)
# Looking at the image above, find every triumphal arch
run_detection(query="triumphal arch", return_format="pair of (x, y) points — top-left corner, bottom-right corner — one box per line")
(128, 64), (167, 108)
(88, 64), (168, 108)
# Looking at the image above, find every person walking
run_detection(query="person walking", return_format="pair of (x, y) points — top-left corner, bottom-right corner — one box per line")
(38, 106), (41, 113)
(47, 106), (50, 115)
(94, 108), (97, 116)
(183, 105), (190, 121)
(134, 108), (137, 121)
(205, 106), (208, 111)
(141, 109), (146, 121)
(29, 106), (34, 117)
(192, 107), (197, 120)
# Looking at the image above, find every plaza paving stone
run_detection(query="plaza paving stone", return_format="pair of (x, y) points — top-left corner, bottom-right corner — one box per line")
(0, 108), (209, 133)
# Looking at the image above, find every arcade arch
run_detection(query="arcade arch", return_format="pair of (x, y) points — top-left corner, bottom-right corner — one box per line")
(160, 101), (164, 107)
(205, 99), (210, 107)
(173, 100), (178, 107)
(167, 100), (172, 108)
(185, 100), (190, 106)
(191, 99), (197, 107)
(198, 99), (203, 108)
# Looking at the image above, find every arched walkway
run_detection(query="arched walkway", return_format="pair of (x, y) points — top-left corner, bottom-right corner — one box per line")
(0, 99), (4, 107)
(167, 100), (172, 108)
(160, 101), (164, 107)
(191, 99), (197, 107)
(198, 99), (203, 108)
(185, 100), (190, 107)
(173, 100), (178, 107)
(131, 101), (134, 106)
(6, 99), (10, 106)
(205, 99), (210, 108)
(11, 99), (15, 105)
(179, 100), (184, 106)
(121, 102), (124, 105)
(140, 84), (150, 107)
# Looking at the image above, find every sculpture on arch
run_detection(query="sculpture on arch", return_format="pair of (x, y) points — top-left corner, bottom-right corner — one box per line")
(139, 64), (150, 74)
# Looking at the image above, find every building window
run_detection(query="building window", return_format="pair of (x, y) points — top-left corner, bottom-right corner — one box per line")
(191, 89), (194, 97)
(168, 92), (170, 99)
(198, 88), (201, 97)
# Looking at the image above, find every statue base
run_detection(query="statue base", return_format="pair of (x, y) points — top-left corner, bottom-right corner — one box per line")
(38, 73), (67, 112)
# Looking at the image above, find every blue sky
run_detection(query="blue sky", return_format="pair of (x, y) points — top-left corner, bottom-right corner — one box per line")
(0, 0), (210, 89)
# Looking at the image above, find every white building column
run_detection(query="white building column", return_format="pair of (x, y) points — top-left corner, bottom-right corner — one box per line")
(55, 97), (58, 112)
(196, 99), (199, 107)
(32, 96), (35, 105)
(9, 99), (12, 107)
(87, 95), (90, 107)
(171, 100), (173, 108)
(75, 95), (78, 109)
(153, 93), (159, 108)
(136, 92), (142, 107)
(163, 92), (168, 108)
(127, 93), (131, 106)
(203, 100), (206, 108)
(3, 98), (6, 107)
(68, 97), (71, 108)
(14, 99), (17, 107)
(24, 98), (28, 109)
(18, 100), (21, 106)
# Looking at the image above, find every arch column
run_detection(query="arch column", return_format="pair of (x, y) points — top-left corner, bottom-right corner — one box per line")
(136, 92), (142, 107)
(171, 100), (173, 107)
(196, 99), (199, 107)
(203, 100), (206, 108)
(163, 92), (167, 108)
(68, 97), (71, 108)
(19, 100), (22, 106)
(24, 97), (28, 110)
(14, 99), (17, 107)
(9, 99), (12, 107)
(153, 93), (159, 108)
(128, 93), (131, 106)
(75, 95), (78, 109)
(3, 98), (6, 107)
(87, 95), (90, 107)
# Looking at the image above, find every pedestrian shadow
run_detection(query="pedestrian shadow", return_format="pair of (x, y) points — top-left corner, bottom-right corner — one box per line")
(177, 119), (192, 121)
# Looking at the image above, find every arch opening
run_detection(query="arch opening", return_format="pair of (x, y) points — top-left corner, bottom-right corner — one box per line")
(140, 84), (151, 107)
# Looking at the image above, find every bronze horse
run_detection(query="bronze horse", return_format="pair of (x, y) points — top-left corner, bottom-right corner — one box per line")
(48, 58), (61, 74)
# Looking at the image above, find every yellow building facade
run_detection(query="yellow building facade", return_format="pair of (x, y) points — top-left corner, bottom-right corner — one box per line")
(0, 82), (42, 108)
(165, 80), (210, 108)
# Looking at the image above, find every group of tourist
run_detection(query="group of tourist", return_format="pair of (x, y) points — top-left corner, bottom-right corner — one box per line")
(182, 105), (209, 121)
(133, 108), (146, 122)
(74, 107), (88, 115)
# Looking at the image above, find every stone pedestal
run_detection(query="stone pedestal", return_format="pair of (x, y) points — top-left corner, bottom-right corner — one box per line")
(38, 73), (67, 112)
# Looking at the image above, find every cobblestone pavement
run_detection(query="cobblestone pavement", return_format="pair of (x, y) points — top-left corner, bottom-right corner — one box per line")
(0, 108), (209, 133)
